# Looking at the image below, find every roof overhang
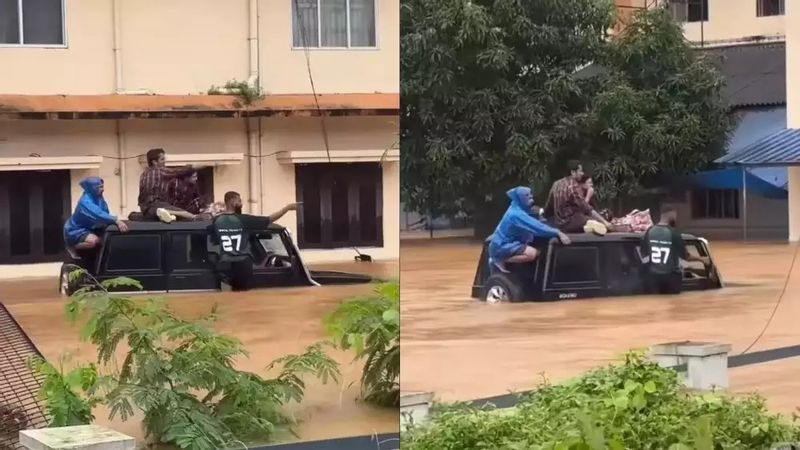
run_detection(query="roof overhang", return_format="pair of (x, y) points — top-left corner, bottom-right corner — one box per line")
(277, 149), (399, 164)
(137, 153), (245, 167)
(0, 93), (399, 120)
(0, 156), (103, 171)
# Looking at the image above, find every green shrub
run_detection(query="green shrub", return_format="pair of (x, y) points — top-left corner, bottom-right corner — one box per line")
(28, 356), (101, 427)
(403, 351), (800, 450)
(324, 281), (400, 407)
(36, 273), (340, 450)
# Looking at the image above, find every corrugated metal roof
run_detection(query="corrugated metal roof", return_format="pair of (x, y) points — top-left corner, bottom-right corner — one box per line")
(575, 41), (786, 109)
(717, 128), (800, 166)
(701, 42), (786, 108)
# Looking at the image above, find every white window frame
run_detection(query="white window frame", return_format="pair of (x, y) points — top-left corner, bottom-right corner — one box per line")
(756, 0), (784, 17)
(0, 0), (68, 48)
(291, 0), (379, 51)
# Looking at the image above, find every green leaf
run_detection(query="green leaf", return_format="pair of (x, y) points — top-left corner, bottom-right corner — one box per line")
(643, 380), (657, 393)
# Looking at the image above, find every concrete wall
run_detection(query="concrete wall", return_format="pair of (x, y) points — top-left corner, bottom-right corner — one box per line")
(680, 0), (785, 44)
(0, 0), (399, 95)
(667, 190), (788, 241)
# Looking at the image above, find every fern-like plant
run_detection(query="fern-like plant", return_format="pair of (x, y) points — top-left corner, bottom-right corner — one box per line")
(324, 281), (400, 407)
(28, 356), (101, 427)
(48, 271), (341, 449)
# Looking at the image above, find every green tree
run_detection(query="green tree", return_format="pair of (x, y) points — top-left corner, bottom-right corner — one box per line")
(401, 0), (616, 234)
(325, 281), (400, 407)
(585, 6), (734, 205)
(33, 273), (340, 450)
(401, 1), (734, 234)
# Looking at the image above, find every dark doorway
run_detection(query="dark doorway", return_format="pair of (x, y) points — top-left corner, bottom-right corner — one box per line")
(295, 163), (383, 249)
(0, 170), (71, 264)
(196, 167), (215, 204)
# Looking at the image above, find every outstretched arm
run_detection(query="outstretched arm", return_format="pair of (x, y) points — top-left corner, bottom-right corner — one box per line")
(268, 202), (301, 223)
(511, 212), (561, 238)
(78, 198), (117, 226)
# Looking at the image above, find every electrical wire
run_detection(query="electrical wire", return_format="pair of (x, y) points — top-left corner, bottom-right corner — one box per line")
(739, 239), (800, 355)
(292, 0), (333, 164)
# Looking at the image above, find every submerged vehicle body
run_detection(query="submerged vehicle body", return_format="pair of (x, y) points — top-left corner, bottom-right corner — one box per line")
(472, 232), (723, 303)
(59, 221), (372, 295)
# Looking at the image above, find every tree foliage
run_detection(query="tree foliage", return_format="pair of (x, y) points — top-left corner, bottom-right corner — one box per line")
(586, 7), (734, 202)
(35, 272), (340, 450)
(324, 281), (400, 407)
(401, 0), (615, 217)
(401, 1), (734, 226)
(402, 351), (800, 449)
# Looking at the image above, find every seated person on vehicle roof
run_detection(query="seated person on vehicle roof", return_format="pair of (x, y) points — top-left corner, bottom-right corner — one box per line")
(543, 160), (614, 235)
(166, 170), (211, 218)
(64, 177), (129, 251)
(209, 191), (301, 291)
(641, 205), (710, 295)
(138, 148), (203, 223)
(489, 186), (571, 273)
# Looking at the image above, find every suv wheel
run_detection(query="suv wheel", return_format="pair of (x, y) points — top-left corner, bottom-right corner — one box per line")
(483, 273), (523, 303)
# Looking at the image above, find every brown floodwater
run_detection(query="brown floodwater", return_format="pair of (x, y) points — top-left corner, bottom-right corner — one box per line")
(401, 238), (800, 415)
(0, 260), (398, 446)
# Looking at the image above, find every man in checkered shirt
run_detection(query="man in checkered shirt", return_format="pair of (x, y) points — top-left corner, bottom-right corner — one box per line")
(138, 148), (200, 223)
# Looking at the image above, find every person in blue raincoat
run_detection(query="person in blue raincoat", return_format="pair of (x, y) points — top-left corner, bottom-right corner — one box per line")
(64, 177), (128, 250)
(489, 186), (571, 272)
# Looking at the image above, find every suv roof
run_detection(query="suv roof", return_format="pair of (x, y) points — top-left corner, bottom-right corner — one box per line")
(486, 232), (699, 244)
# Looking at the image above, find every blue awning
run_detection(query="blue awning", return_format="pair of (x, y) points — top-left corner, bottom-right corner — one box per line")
(679, 168), (787, 199)
(717, 128), (800, 166)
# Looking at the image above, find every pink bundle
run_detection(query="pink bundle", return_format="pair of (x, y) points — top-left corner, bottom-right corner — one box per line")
(611, 209), (653, 233)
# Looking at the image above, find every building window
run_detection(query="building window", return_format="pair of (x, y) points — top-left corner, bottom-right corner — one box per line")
(691, 189), (739, 219)
(292, 0), (377, 48)
(671, 0), (708, 23)
(0, 170), (71, 264)
(757, 0), (784, 16)
(0, 0), (65, 46)
(295, 162), (383, 249)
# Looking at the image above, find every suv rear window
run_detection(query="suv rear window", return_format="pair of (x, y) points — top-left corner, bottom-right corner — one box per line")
(105, 235), (162, 272)
(551, 246), (600, 284)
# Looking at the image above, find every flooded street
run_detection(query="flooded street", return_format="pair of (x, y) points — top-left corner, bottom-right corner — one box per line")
(401, 238), (800, 415)
(1, 260), (398, 446)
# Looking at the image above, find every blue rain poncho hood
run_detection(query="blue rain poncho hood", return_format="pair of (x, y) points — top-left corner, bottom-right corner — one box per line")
(63, 177), (117, 246)
(488, 186), (561, 263)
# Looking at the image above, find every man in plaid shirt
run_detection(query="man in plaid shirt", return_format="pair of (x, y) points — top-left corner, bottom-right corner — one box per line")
(138, 148), (198, 222)
(167, 171), (203, 215)
(544, 160), (613, 235)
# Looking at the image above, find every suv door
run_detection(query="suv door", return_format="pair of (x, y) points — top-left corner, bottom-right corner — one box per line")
(98, 233), (168, 292)
(166, 232), (219, 291)
(249, 231), (298, 288)
(543, 244), (604, 300)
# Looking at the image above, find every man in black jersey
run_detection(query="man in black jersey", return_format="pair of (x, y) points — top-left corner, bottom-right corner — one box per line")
(210, 191), (300, 291)
(641, 205), (710, 295)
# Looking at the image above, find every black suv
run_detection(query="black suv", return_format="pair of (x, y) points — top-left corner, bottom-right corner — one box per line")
(59, 221), (372, 295)
(472, 233), (723, 303)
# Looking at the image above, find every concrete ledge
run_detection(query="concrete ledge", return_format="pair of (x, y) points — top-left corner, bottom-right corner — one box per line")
(651, 341), (732, 391)
(400, 391), (434, 427)
(19, 425), (135, 450)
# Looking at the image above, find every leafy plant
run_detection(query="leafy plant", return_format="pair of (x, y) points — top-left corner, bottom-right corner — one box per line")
(325, 281), (400, 407)
(43, 272), (340, 450)
(208, 79), (265, 107)
(28, 356), (101, 427)
(402, 351), (800, 450)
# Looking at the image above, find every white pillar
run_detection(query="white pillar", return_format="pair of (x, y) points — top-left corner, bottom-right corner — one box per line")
(401, 391), (434, 428)
(789, 167), (800, 242)
(19, 425), (135, 450)
(650, 341), (732, 391)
